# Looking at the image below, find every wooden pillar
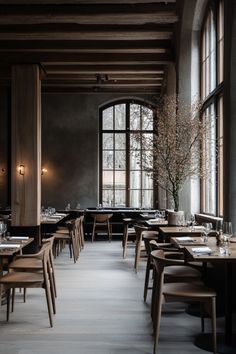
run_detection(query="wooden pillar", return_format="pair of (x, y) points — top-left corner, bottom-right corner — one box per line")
(11, 65), (41, 245)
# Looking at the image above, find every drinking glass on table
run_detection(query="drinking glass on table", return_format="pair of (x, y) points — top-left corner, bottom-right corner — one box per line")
(0, 220), (7, 242)
(177, 215), (185, 231)
(202, 222), (212, 243)
(222, 221), (233, 255)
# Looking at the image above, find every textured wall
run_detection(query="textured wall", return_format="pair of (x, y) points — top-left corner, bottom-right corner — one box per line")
(41, 93), (155, 209)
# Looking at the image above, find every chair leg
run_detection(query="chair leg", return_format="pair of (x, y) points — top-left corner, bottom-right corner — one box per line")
(134, 238), (142, 272)
(200, 302), (205, 332)
(6, 288), (11, 322)
(92, 223), (96, 242)
(44, 281), (54, 328)
(108, 222), (112, 242)
(123, 225), (128, 258)
(210, 297), (217, 354)
(153, 289), (162, 354)
(144, 256), (151, 302)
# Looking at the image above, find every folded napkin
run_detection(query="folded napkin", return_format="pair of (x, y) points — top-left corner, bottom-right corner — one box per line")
(176, 236), (193, 242)
(192, 246), (211, 254)
(9, 236), (29, 240)
(0, 244), (21, 248)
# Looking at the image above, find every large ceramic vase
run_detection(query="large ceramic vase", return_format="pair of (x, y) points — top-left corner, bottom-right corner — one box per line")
(167, 210), (185, 226)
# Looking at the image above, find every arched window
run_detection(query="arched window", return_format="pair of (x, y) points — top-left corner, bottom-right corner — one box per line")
(100, 101), (154, 208)
(201, 0), (224, 216)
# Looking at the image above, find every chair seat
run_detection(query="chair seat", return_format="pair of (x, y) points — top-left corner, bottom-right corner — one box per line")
(9, 258), (42, 271)
(164, 265), (201, 279)
(0, 271), (44, 285)
(163, 282), (217, 298)
(55, 229), (69, 234)
(53, 233), (71, 240)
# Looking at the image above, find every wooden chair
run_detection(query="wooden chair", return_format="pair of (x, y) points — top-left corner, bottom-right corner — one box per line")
(122, 218), (136, 258)
(0, 242), (54, 327)
(91, 213), (113, 242)
(53, 219), (79, 262)
(144, 238), (202, 316)
(151, 249), (217, 354)
(8, 236), (57, 311)
(133, 224), (159, 272)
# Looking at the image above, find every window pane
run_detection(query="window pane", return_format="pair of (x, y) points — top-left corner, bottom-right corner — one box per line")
(142, 171), (153, 189)
(103, 107), (113, 130)
(103, 133), (113, 149)
(142, 106), (153, 130)
(130, 171), (141, 189)
(130, 104), (141, 130)
(114, 171), (125, 188)
(103, 171), (113, 188)
(114, 190), (126, 207)
(142, 190), (153, 208)
(130, 150), (141, 170)
(115, 104), (126, 130)
(130, 190), (141, 208)
(142, 150), (153, 169)
(115, 133), (125, 149)
(103, 151), (113, 169)
(102, 190), (113, 207)
(130, 133), (140, 150)
(115, 151), (126, 169)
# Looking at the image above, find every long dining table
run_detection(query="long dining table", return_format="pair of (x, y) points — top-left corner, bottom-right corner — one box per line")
(171, 235), (236, 354)
(0, 236), (34, 273)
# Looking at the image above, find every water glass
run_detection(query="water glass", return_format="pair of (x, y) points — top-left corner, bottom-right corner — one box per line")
(0, 221), (7, 242)
(202, 222), (212, 243)
(222, 221), (233, 254)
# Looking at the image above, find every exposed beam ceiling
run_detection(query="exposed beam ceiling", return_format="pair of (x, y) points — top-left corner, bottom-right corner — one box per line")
(0, 1), (177, 94)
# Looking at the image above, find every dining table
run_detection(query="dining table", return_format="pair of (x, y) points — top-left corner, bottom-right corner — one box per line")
(158, 225), (205, 242)
(171, 235), (236, 354)
(40, 212), (68, 236)
(0, 236), (34, 273)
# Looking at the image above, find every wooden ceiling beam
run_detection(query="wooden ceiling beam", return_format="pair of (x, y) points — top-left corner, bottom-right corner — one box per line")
(0, 39), (171, 50)
(0, 25), (173, 41)
(0, 1), (176, 4)
(0, 52), (173, 63)
(46, 73), (164, 80)
(0, 4), (177, 26)
(44, 64), (165, 74)
(41, 86), (161, 94)
(44, 79), (162, 86)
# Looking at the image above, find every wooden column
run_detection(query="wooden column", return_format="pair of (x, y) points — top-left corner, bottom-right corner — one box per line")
(11, 65), (41, 244)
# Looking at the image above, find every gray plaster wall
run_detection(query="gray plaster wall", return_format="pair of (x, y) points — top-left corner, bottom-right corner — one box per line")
(41, 92), (156, 209)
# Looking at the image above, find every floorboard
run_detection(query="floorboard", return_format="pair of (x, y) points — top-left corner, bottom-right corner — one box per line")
(0, 240), (224, 354)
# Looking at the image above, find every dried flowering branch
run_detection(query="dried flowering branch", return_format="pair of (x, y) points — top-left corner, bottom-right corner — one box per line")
(136, 95), (216, 211)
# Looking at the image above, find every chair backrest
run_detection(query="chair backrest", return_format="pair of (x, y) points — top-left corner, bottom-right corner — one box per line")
(151, 249), (185, 278)
(92, 213), (113, 223)
(134, 224), (149, 242)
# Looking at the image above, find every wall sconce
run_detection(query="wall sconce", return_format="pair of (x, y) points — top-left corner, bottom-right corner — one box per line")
(18, 164), (25, 175)
(41, 168), (48, 175)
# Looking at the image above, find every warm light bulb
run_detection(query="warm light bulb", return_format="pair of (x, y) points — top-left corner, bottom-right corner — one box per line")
(41, 168), (48, 175)
(18, 164), (25, 175)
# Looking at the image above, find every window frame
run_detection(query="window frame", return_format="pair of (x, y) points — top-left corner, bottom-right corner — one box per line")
(99, 99), (155, 208)
(200, 0), (224, 217)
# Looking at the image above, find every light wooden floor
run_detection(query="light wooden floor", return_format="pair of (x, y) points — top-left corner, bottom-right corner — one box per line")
(0, 240), (223, 354)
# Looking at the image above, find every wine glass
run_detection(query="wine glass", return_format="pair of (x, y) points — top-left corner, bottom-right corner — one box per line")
(202, 222), (212, 243)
